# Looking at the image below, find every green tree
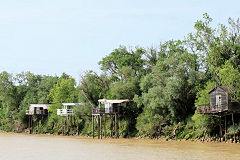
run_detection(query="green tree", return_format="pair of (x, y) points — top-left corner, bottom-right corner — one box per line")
(134, 40), (206, 137)
(48, 73), (78, 103)
(79, 71), (109, 106)
(98, 46), (145, 79)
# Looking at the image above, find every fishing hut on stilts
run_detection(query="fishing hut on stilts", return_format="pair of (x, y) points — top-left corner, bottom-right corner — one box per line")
(197, 86), (240, 142)
(57, 103), (82, 135)
(26, 104), (50, 134)
(92, 99), (129, 139)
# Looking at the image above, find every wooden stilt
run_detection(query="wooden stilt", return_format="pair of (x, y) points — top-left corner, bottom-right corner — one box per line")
(66, 116), (69, 136)
(41, 114), (43, 129)
(31, 116), (33, 134)
(29, 116), (31, 134)
(116, 114), (118, 138)
(92, 115), (94, 139)
(74, 116), (76, 135)
(115, 113), (117, 138)
(76, 116), (79, 135)
(70, 116), (72, 135)
(232, 113), (235, 142)
(62, 117), (64, 135)
(219, 116), (222, 139)
(98, 115), (100, 139)
(64, 116), (67, 136)
(69, 116), (71, 135)
(32, 116), (34, 134)
(100, 115), (102, 139)
(63, 117), (65, 135)
(37, 115), (39, 134)
(225, 116), (227, 142)
(104, 114), (106, 138)
(28, 116), (31, 134)
(110, 115), (113, 138)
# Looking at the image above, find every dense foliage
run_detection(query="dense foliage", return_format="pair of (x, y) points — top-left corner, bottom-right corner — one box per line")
(0, 14), (239, 140)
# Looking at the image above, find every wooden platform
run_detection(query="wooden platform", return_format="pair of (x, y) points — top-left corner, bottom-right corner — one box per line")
(92, 108), (105, 115)
(197, 105), (240, 117)
(197, 106), (228, 114)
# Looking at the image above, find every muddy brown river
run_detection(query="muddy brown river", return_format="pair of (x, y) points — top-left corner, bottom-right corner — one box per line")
(0, 133), (240, 160)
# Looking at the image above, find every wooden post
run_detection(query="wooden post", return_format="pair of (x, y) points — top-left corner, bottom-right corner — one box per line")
(63, 117), (65, 135)
(66, 116), (69, 136)
(62, 117), (64, 135)
(41, 114), (43, 129)
(69, 116), (71, 135)
(37, 115), (39, 134)
(100, 115), (102, 139)
(92, 115), (94, 139)
(219, 116), (222, 139)
(225, 116), (227, 142)
(232, 113), (235, 142)
(98, 115), (100, 139)
(36, 115), (39, 134)
(104, 114), (106, 138)
(74, 116), (76, 135)
(64, 116), (66, 136)
(70, 115), (72, 135)
(110, 115), (113, 138)
(32, 116), (34, 134)
(31, 116), (33, 134)
(116, 114), (119, 138)
(28, 116), (31, 134)
(115, 113), (117, 138)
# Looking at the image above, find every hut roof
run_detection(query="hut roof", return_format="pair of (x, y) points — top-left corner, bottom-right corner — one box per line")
(98, 99), (129, 104)
(62, 103), (82, 106)
(209, 86), (229, 94)
(29, 104), (50, 110)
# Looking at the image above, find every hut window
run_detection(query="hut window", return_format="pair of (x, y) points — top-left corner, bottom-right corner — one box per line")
(216, 95), (222, 107)
(105, 103), (112, 113)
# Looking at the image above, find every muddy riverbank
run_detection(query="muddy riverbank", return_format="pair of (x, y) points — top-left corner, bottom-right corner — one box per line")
(1, 132), (240, 160)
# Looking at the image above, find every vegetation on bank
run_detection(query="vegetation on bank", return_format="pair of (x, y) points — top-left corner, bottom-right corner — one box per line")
(0, 14), (239, 140)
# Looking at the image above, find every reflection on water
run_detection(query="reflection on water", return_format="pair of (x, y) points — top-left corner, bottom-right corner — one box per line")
(0, 133), (240, 160)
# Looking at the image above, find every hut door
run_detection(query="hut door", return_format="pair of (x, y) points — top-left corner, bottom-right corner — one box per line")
(216, 95), (221, 107)
(105, 103), (113, 114)
(105, 103), (110, 114)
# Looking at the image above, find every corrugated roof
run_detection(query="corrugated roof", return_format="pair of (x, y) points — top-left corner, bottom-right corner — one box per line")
(98, 99), (129, 104)
(62, 103), (82, 106)
(29, 104), (50, 110)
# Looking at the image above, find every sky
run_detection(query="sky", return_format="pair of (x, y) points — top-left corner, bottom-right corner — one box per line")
(0, 0), (239, 81)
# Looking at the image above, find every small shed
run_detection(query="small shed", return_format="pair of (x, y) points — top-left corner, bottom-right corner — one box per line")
(197, 86), (240, 114)
(57, 103), (82, 116)
(98, 99), (129, 114)
(26, 104), (50, 115)
(209, 86), (229, 110)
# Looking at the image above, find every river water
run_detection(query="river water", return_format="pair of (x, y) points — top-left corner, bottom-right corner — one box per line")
(0, 133), (240, 160)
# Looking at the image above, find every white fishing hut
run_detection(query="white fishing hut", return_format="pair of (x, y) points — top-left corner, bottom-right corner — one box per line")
(26, 104), (50, 115)
(57, 103), (82, 116)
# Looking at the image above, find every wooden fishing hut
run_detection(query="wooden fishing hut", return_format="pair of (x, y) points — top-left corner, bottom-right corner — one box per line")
(92, 99), (129, 139)
(26, 104), (50, 134)
(57, 103), (82, 135)
(197, 86), (240, 141)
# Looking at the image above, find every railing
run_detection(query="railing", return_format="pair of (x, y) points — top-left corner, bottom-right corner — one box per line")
(26, 110), (46, 115)
(57, 109), (73, 116)
(197, 105), (228, 114)
(92, 108), (105, 115)
(36, 110), (44, 115)
(26, 110), (32, 115)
